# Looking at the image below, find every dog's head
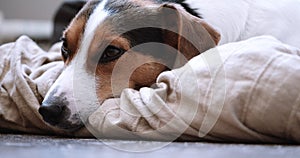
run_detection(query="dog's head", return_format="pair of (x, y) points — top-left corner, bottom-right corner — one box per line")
(38, 0), (220, 131)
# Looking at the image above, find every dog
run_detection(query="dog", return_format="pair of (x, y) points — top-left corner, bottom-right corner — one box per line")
(39, 0), (300, 131)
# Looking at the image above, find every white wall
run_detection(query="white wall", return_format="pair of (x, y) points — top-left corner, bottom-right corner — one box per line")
(0, 0), (65, 43)
(0, 0), (64, 20)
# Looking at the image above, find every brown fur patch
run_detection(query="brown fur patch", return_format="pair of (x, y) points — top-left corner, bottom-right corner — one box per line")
(88, 23), (131, 61)
(95, 51), (167, 102)
(64, 16), (86, 64)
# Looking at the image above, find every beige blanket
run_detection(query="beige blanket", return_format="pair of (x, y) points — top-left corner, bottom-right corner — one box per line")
(0, 36), (299, 143)
(0, 36), (89, 136)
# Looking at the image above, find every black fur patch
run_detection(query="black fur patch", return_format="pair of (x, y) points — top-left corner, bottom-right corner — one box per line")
(156, 0), (202, 18)
(104, 0), (201, 18)
(104, 0), (140, 14)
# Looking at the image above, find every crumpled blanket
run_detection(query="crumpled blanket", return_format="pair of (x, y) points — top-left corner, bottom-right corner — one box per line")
(0, 36), (90, 137)
(0, 35), (299, 143)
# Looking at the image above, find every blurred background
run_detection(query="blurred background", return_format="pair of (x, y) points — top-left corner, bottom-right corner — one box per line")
(0, 0), (64, 45)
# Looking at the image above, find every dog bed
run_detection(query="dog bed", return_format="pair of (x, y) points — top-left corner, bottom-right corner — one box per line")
(0, 35), (299, 143)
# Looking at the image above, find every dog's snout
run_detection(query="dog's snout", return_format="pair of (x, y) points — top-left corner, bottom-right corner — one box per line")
(39, 104), (65, 126)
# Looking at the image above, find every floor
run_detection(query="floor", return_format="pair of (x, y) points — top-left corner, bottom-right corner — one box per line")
(0, 134), (299, 158)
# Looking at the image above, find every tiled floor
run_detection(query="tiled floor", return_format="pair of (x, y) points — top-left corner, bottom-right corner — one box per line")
(0, 134), (299, 158)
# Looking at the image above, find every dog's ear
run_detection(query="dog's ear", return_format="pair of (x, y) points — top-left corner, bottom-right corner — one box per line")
(158, 3), (220, 61)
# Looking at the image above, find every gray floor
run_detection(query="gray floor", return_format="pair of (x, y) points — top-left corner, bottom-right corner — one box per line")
(1, 134), (300, 158)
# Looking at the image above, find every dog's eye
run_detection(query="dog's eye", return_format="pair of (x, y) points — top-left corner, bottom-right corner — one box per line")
(99, 46), (125, 63)
(61, 38), (69, 60)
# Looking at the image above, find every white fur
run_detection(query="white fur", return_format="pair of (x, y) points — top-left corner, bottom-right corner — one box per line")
(185, 0), (300, 48)
(83, 0), (109, 50)
(71, 0), (111, 118)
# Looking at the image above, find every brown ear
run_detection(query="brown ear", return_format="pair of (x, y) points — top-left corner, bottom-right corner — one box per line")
(159, 3), (220, 62)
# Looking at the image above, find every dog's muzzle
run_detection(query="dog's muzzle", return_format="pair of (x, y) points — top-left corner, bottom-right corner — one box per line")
(38, 65), (84, 131)
(39, 90), (83, 131)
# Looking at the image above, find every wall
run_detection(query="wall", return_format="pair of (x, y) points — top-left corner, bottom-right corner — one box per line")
(0, 0), (64, 20)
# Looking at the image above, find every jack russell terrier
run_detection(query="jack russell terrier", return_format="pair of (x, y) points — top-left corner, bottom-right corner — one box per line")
(39, 0), (300, 131)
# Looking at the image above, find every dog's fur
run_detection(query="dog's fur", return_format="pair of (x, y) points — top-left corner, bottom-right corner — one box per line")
(39, 0), (300, 130)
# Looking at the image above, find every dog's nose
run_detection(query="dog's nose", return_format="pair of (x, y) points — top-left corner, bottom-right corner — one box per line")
(38, 104), (64, 126)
